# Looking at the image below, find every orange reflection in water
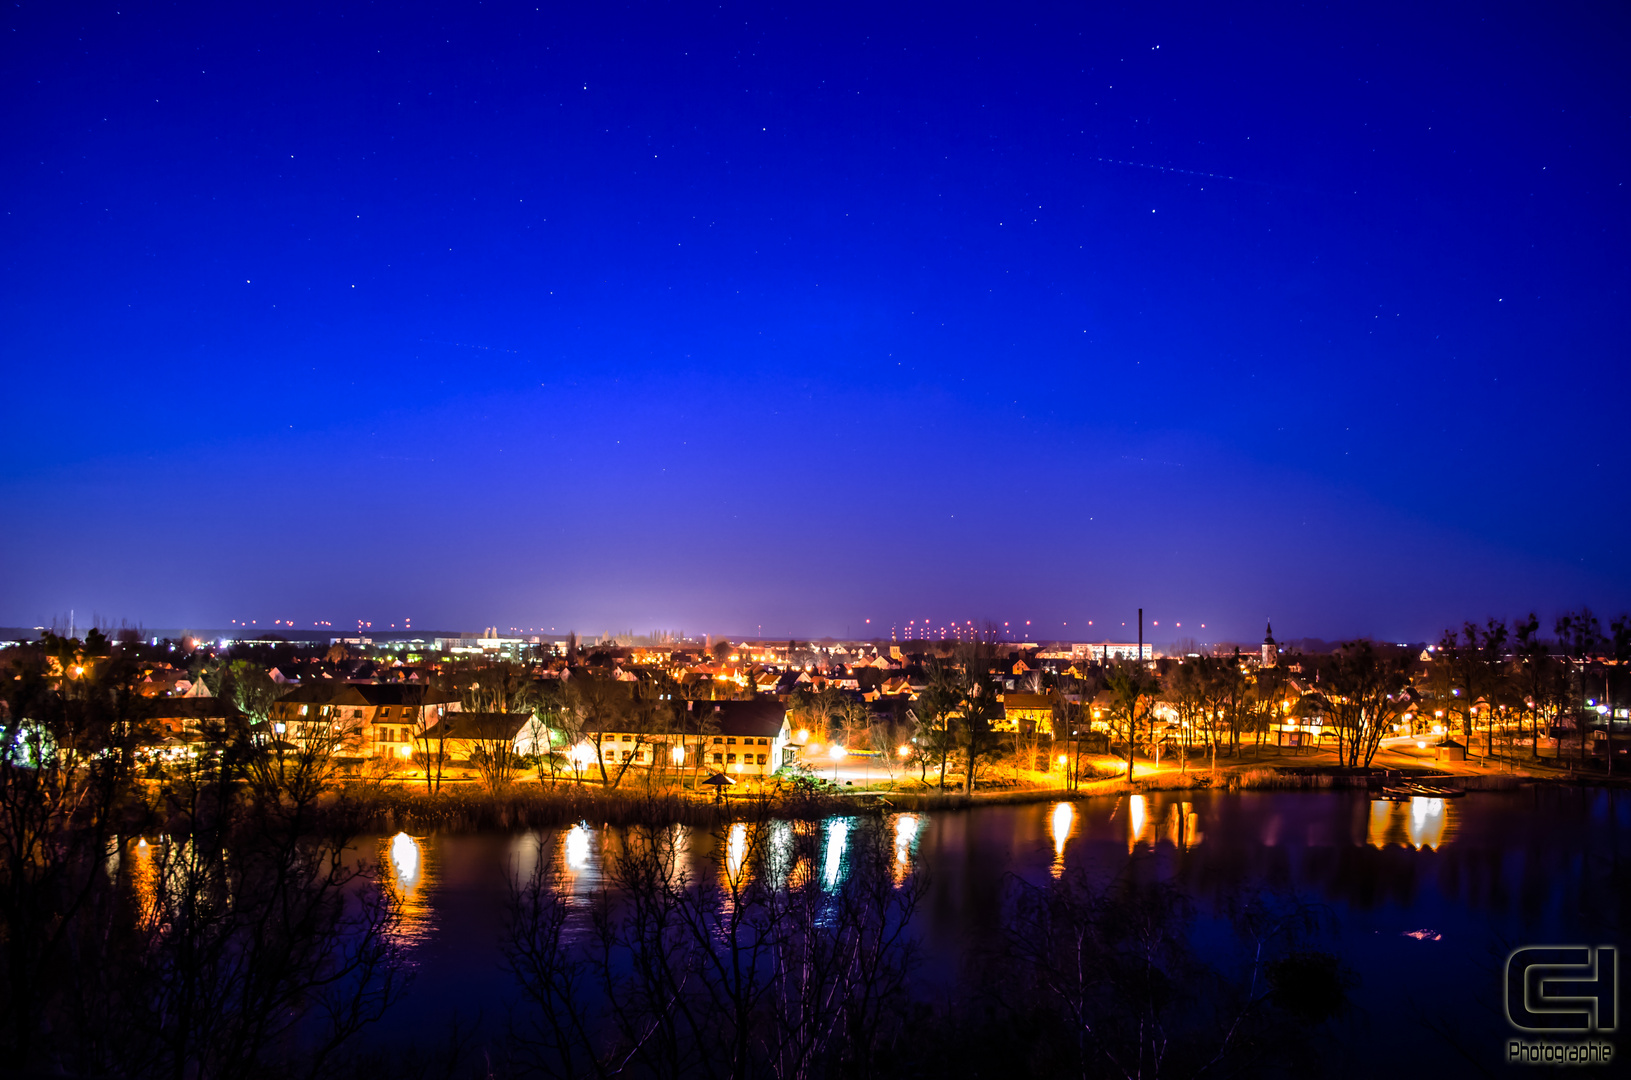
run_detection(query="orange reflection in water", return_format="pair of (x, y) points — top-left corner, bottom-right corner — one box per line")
(564, 824), (591, 871)
(381, 831), (435, 946)
(893, 814), (919, 886)
(1127, 794), (1148, 852)
(1406, 796), (1448, 850)
(724, 822), (749, 886)
(1366, 797), (1452, 850)
(1367, 800), (1393, 848)
(1049, 802), (1074, 877)
(129, 837), (159, 927)
(1167, 800), (1202, 850)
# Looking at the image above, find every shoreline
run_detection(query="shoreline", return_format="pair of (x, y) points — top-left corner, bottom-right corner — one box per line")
(336, 760), (1621, 833)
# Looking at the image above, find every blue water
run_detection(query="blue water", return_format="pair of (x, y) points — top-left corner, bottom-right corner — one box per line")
(359, 786), (1629, 1073)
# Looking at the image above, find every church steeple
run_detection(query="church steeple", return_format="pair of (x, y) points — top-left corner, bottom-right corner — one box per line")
(1261, 620), (1278, 668)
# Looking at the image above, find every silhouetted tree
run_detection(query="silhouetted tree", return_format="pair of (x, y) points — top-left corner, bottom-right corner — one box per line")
(1104, 660), (1158, 781)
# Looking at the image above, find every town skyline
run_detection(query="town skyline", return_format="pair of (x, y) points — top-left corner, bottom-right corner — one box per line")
(4, 606), (1606, 657)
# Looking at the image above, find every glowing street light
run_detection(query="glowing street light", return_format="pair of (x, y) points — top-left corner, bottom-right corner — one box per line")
(829, 742), (846, 782)
(568, 741), (596, 782)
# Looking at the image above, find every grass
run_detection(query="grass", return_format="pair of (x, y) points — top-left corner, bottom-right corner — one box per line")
(330, 755), (1537, 834)
(335, 780), (854, 833)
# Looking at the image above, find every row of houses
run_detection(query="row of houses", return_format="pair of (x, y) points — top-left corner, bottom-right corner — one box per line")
(149, 682), (797, 777)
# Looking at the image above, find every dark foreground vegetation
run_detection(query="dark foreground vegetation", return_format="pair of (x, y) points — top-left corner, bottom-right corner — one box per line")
(368, 818), (1348, 1080)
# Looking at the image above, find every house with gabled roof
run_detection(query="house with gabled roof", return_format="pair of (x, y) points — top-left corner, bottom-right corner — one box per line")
(996, 691), (1058, 736)
(271, 683), (460, 757)
(694, 698), (794, 773)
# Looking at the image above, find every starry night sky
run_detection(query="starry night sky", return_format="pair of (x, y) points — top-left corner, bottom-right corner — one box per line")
(2, 1), (1627, 643)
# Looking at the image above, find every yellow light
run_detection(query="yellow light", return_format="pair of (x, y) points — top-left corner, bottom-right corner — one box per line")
(565, 824), (590, 869)
(829, 744), (846, 760)
(390, 832), (420, 889)
(1057, 754), (1068, 765)
(671, 744), (685, 765)
(897, 744), (911, 757)
(796, 728), (809, 742)
(1050, 801), (1074, 874)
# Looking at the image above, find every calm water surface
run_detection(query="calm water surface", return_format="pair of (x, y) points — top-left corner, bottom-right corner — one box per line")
(362, 787), (1628, 1072)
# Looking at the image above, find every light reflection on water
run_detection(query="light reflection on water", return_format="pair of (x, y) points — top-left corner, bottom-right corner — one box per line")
(894, 814), (919, 885)
(391, 832), (420, 889)
(381, 831), (434, 947)
(1127, 794), (1147, 852)
(351, 789), (1615, 1076)
(1408, 796), (1448, 850)
(1168, 800), (1201, 849)
(1365, 796), (1454, 850)
(767, 820), (796, 886)
(129, 837), (158, 926)
(364, 790), (1483, 967)
(564, 824), (591, 870)
(1049, 802), (1073, 876)
(823, 819), (851, 889)
(725, 822), (749, 886)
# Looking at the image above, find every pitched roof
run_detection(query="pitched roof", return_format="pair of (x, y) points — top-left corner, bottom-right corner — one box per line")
(433, 711), (527, 741)
(696, 698), (788, 739)
(1002, 692), (1056, 711)
(275, 684), (456, 707)
(352, 684), (459, 707)
(149, 697), (232, 720)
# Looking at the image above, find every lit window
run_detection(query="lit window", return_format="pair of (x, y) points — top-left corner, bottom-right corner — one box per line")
(727, 753), (737, 763)
(757, 754), (766, 765)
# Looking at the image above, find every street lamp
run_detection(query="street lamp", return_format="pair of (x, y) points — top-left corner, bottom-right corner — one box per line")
(829, 742), (846, 782)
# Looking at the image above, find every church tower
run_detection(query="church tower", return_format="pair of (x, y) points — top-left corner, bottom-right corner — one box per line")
(1261, 620), (1278, 668)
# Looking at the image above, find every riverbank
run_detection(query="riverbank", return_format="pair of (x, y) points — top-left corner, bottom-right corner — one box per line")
(340, 781), (859, 832)
(336, 749), (1617, 832)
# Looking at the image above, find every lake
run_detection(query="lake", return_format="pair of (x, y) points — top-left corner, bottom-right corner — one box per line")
(362, 786), (1628, 1073)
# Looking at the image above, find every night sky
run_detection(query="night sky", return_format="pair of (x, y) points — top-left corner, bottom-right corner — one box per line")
(2, 2), (1627, 643)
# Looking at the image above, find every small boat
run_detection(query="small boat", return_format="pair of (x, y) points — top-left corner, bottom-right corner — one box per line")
(1377, 781), (1465, 800)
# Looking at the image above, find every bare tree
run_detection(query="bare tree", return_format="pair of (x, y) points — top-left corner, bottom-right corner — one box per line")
(0, 650), (406, 1078)
(1104, 661), (1159, 781)
(1322, 641), (1412, 768)
(569, 671), (648, 788)
(1556, 609), (1605, 768)
(503, 817), (923, 1080)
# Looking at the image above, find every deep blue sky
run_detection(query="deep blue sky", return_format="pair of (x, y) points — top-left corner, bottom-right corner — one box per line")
(2, 1), (1627, 643)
